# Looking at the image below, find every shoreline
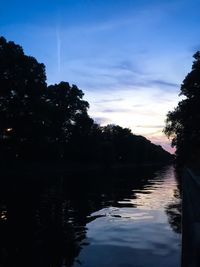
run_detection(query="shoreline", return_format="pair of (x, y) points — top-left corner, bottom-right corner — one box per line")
(0, 160), (173, 176)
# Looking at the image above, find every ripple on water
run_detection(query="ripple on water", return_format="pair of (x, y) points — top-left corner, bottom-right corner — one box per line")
(72, 166), (181, 267)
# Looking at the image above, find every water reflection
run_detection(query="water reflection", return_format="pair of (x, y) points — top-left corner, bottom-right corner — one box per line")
(0, 165), (181, 267)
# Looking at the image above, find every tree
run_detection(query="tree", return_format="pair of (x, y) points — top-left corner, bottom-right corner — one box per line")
(100, 125), (133, 163)
(0, 36), (47, 159)
(0, 37), (95, 160)
(164, 52), (200, 164)
(45, 82), (93, 159)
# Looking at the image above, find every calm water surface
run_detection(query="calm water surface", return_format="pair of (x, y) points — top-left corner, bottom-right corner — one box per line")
(0, 164), (181, 267)
(72, 165), (181, 267)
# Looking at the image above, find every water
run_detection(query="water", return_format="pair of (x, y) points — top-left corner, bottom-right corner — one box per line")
(0, 164), (181, 267)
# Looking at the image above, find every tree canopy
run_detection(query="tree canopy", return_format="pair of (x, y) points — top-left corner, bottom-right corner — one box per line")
(164, 52), (200, 165)
(0, 36), (48, 158)
(0, 37), (92, 160)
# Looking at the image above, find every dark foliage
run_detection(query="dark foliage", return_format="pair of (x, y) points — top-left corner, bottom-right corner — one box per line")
(164, 52), (200, 165)
(0, 36), (47, 159)
(0, 36), (172, 164)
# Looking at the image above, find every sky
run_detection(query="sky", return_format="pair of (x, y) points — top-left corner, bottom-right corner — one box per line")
(1, 0), (200, 153)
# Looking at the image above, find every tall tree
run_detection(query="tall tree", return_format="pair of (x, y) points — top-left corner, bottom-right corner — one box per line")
(164, 52), (200, 164)
(0, 36), (47, 159)
(45, 82), (93, 159)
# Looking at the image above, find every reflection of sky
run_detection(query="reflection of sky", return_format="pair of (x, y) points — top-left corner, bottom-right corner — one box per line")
(72, 166), (181, 267)
(1, 0), (200, 152)
(131, 166), (178, 209)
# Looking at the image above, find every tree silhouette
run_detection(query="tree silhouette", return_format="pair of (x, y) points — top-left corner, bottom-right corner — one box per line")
(100, 125), (132, 163)
(45, 82), (92, 159)
(0, 37), (93, 160)
(164, 52), (200, 164)
(0, 36), (47, 159)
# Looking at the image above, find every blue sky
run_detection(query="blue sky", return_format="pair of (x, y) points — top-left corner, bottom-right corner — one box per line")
(1, 0), (200, 152)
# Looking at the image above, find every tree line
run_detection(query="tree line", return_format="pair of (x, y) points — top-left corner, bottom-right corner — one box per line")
(0, 36), (172, 164)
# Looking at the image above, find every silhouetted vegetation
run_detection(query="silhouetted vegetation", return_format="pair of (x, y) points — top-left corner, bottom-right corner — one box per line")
(0, 36), (171, 165)
(164, 52), (200, 165)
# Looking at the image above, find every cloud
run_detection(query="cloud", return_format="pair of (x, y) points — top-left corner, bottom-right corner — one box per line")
(132, 104), (145, 108)
(102, 108), (133, 113)
(70, 61), (180, 94)
(114, 60), (134, 71)
(151, 79), (179, 88)
(93, 117), (111, 125)
(110, 60), (145, 76)
(136, 125), (164, 129)
(94, 98), (123, 104)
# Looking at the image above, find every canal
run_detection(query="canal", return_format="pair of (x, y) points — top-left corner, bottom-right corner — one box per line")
(0, 164), (181, 267)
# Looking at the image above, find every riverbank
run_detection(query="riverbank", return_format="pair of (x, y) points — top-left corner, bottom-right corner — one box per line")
(0, 160), (172, 177)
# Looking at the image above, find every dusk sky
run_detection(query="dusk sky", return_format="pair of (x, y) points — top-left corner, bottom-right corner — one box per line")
(1, 0), (200, 153)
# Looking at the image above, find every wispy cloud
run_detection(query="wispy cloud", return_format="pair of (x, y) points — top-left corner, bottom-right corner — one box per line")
(94, 98), (123, 104)
(137, 125), (164, 129)
(132, 104), (145, 108)
(103, 108), (133, 113)
(151, 79), (179, 88)
(93, 117), (111, 125)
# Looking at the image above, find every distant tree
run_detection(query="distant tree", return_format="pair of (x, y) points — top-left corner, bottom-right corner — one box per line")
(99, 124), (172, 165)
(101, 124), (132, 163)
(164, 52), (200, 164)
(0, 36), (47, 159)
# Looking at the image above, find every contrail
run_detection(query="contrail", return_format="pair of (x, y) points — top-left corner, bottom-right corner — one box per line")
(56, 25), (61, 74)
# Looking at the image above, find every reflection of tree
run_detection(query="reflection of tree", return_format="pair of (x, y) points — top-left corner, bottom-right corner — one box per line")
(165, 201), (181, 234)
(0, 175), (90, 267)
(33, 187), (87, 267)
(165, 169), (182, 234)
